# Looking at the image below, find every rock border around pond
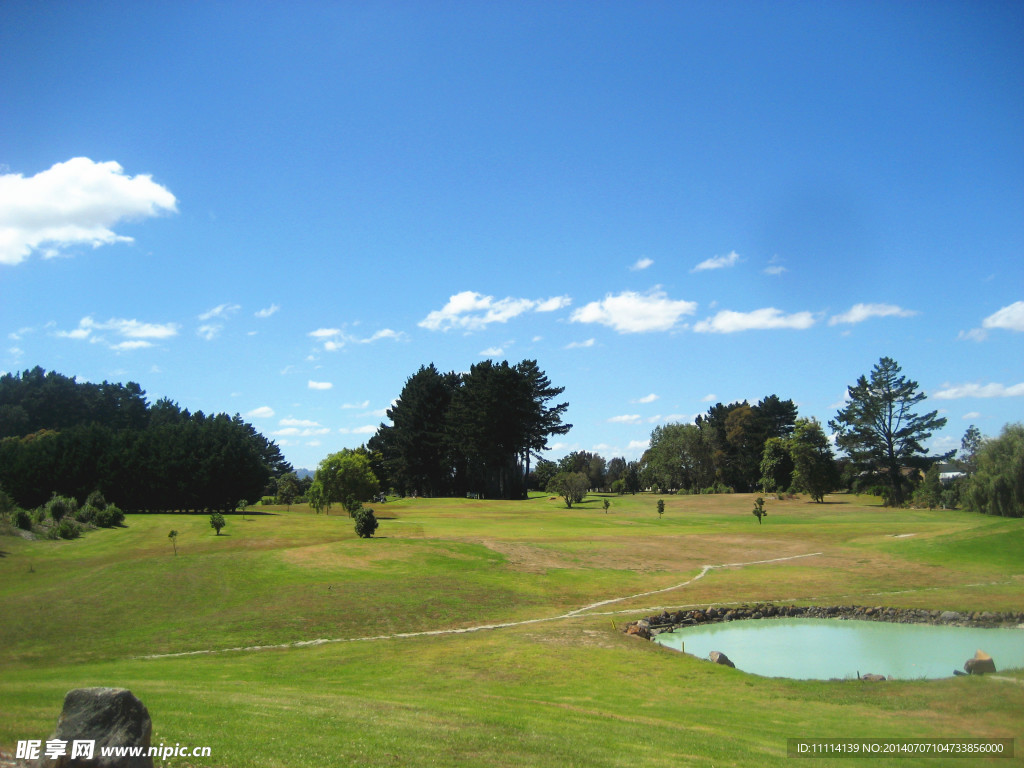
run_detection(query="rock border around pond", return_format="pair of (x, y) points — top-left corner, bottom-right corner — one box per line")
(624, 603), (1024, 641)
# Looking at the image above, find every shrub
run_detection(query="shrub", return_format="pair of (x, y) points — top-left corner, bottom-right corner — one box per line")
(46, 495), (78, 523)
(76, 505), (99, 524)
(210, 511), (226, 535)
(56, 519), (81, 539)
(94, 504), (125, 528)
(353, 507), (379, 538)
(85, 490), (107, 509)
(15, 509), (32, 530)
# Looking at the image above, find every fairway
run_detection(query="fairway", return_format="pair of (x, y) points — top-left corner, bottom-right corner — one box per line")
(2, 493), (1022, 767)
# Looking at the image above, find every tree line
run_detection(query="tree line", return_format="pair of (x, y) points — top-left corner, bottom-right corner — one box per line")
(0, 368), (291, 512)
(367, 360), (570, 499)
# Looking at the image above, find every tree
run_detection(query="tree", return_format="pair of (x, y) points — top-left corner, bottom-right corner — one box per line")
(276, 472), (300, 509)
(529, 458), (558, 492)
(168, 529), (178, 555)
(751, 496), (767, 524)
(210, 512), (226, 535)
(964, 423), (1024, 518)
(602, 498), (610, 514)
(830, 357), (947, 506)
(759, 437), (793, 494)
(307, 479), (328, 515)
(316, 449), (380, 516)
(547, 471), (588, 508)
(353, 506), (379, 538)
(656, 498), (665, 519)
(789, 418), (840, 503)
(960, 425), (984, 474)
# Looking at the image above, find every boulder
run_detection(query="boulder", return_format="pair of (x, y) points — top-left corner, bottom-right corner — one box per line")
(860, 673), (887, 682)
(939, 610), (962, 623)
(964, 650), (996, 675)
(625, 622), (650, 640)
(709, 651), (735, 668)
(40, 688), (153, 768)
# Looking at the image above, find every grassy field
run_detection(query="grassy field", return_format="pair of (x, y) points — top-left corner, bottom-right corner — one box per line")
(1, 492), (1022, 767)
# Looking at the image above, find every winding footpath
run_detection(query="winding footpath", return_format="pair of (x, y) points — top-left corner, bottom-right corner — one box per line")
(139, 551), (823, 660)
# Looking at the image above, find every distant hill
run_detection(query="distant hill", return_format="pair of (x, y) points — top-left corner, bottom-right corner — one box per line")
(295, 468), (315, 480)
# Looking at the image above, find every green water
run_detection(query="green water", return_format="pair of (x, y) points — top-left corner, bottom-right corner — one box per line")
(653, 618), (1024, 680)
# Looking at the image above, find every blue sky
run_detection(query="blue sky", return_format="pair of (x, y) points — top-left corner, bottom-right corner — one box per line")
(2, 1), (1022, 471)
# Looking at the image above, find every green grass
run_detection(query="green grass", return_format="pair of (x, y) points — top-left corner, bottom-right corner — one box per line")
(1, 493), (1022, 767)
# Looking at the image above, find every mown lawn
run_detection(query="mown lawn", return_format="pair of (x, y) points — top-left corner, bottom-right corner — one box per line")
(1, 493), (1021, 766)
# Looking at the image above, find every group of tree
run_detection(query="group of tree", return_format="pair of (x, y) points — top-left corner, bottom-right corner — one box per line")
(368, 360), (570, 499)
(638, 394), (803, 494)
(0, 368), (291, 513)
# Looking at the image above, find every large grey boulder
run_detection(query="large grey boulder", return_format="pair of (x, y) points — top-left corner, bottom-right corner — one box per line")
(39, 688), (153, 768)
(709, 651), (735, 668)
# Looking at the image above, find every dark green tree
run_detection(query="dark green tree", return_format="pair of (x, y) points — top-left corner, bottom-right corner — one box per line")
(210, 512), (226, 535)
(830, 357), (946, 506)
(759, 436), (794, 494)
(964, 423), (1024, 518)
(547, 471), (588, 508)
(789, 418), (840, 503)
(353, 506), (379, 538)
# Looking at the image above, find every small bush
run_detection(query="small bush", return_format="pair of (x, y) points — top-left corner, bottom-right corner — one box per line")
(85, 490), (107, 509)
(15, 509), (32, 530)
(94, 504), (125, 528)
(210, 512), (226, 535)
(76, 505), (99, 524)
(353, 507), (378, 538)
(56, 519), (81, 539)
(46, 495), (78, 523)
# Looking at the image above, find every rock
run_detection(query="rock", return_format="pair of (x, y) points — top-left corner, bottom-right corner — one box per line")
(625, 623), (650, 640)
(939, 610), (962, 623)
(40, 688), (153, 768)
(861, 674), (887, 681)
(709, 651), (735, 668)
(964, 650), (996, 675)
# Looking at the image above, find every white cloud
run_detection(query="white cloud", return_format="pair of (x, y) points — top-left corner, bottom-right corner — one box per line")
(280, 418), (322, 427)
(828, 303), (917, 325)
(419, 291), (569, 331)
(197, 324), (222, 341)
(310, 326), (406, 350)
(958, 328), (988, 342)
(962, 411), (982, 419)
(339, 425), (377, 435)
(571, 289), (697, 333)
(480, 346), (504, 356)
(308, 380), (333, 390)
(933, 382), (1024, 399)
(255, 304), (280, 318)
(0, 157), (177, 265)
(634, 393), (659, 404)
(535, 295), (572, 312)
(700, 393), (717, 402)
(982, 301), (1024, 332)
(694, 307), (816, 333)
(199, 303), (240, 321)
(691, 251), (741, 272)
(608, 414), (642, 424)
(565, 338), (596, 349)
(274, 426), (331, 437)
(763, 266), (787, 276)
(341, 400), (370, 410)
(56, 316), (179, 349)
(246, 406), (275, 419)
(627, 439), (650, 452)
(630, 257), (654, 271)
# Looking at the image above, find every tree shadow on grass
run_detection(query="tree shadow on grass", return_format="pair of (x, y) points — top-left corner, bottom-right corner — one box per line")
(0, 549), (9, 557)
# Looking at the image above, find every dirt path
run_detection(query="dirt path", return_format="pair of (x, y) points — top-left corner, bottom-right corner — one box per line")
(138, 551), (823, 660)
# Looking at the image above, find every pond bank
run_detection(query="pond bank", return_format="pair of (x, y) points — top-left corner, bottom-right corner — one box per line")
(624, 603), (1024, 640)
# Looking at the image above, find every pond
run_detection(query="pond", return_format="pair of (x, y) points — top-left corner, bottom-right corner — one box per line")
(653, 618), (1024, 680)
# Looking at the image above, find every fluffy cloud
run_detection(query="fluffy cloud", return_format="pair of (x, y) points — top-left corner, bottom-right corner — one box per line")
(255, 304), (280, 318)
(608, 414), (642, 424)
(308, 380), (333, 390)
(629, 257), (654, 271)
(339, 425), (377, 435)
(419, 291), (570, 331)
(828, 303), (917, 325)
(983, 301), (1024, 332)
(56, 316), (179, 349)
(309, 326), (407, 350)
(691, 251), (741, 272)
(0, 157), (177, 265)
(634, 393), (659, 404)
(694, 308), (816, 333)
(571, 289), (697, 333)
(933, 382), (1024, 399)
(565, 338), (596, 349)
(246, 406), (275, 419)
(480, 346), (504, 356)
